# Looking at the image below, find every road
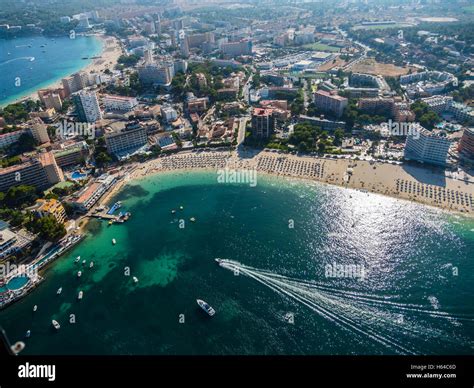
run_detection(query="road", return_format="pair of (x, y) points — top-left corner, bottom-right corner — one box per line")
(237, 116), (249, 146)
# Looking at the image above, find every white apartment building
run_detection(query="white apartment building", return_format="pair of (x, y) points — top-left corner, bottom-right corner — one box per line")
(72, 91), (102, 123)
(404, 125), (451, 166)
(105, 127), (148, 157)
(103, 95), (138, 112)
(161, 106), (178, 123)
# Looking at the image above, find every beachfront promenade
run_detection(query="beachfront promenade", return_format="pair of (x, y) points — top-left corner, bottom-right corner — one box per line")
(130, 149), (474, 215)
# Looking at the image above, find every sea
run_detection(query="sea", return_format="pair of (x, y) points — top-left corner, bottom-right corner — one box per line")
(0, 35), (103, 107)
(0, 170), (473, 355)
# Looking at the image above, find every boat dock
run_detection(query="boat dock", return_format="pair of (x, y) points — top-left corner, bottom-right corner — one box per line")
(88, 209), (131, 223)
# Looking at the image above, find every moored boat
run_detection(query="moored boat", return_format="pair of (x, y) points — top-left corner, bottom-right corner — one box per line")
(77, 271), (82, 278)
(57, 287), (62, 295)
(78, 291), (83, 300)
(52, 320), (60, 330)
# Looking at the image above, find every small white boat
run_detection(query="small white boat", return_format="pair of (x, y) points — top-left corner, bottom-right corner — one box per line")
(179, 206), (184, 210)
(190, 217), (196, 222)
(77, 271), (82, 278)
(33, 305), (38, 312)
(75, 256), (81, 263)
(52, 320), (60, 330)
(89, 261), (94, 268)
(57, 287), (62, 295)
(171, 209), (176, 214)
(78, 291), (83, 300)
(112, 239), (116, 245)
(25, 330), (31, 338)
(133, 276), (139, 283)
(197, 299), (216, 317)
(82, 260), (86, 265)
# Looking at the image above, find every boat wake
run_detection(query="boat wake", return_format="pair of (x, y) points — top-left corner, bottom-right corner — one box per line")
(217, 259), (474, 355)
(0, 56), (35, 66)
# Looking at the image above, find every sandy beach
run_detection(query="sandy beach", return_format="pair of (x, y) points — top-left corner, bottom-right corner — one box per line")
(7, 34), (123, 105)
(115, 149), (474, 216)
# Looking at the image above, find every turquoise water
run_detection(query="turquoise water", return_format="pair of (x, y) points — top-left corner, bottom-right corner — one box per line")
(0, 171), (473, 355)
(7, 276), (30, 290)
(0, 35), (103, 107)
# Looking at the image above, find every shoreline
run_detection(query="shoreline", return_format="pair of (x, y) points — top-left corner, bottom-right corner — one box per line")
(120, 150), (474, 218)
(0, 34), (123, 107)
(2, 150), (472, 310)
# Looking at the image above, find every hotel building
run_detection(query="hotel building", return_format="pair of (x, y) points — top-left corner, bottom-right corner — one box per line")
(103, 95), (138, 112)
(68, 174), (116, 213)
(33, 199), (67, 224)
(0, 129), (27, 150)
(458, 127), (474, 162)
(72, 91), (102, 123)
(251, 108), (275, 139)
(105, 127), (148, 157)
(0, 152), (64, 192)
(404, 126), (451, 166)
(221, 39), (252, 57)
(52, 141), (89, 167)
(314, 90), (348, 118)
(62, 71), (90, 96)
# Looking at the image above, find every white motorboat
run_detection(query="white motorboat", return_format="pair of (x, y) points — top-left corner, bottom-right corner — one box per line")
(52, 320), (60, 330)
(196, 299), (216, 317)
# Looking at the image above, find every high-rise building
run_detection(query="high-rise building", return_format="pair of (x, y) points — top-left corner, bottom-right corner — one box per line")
(404, 126), (451, 166)
(0, 152), (63, 192)
(251, 108), (275, 138)
(38, 89), (63, 111)
(187, 32), (214, 48)
(0, 129), (27, 150)
(72, 91), (102, 123)
(314, 90), (348, 118)
(105, 127), (148, 157)
(221, 39), (252, 57)
(144, 22), (155, 35)
(458, 127), (474, 162)
(137, 63), (174, 86)
(144, 49), (153, 64)
(30, 120), (50, 144)
(174, 59), (188, 74)
(62, 71), (90, 96)
(180, 36), (190, 58)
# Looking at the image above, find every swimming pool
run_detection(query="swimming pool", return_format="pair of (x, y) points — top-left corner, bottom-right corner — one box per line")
(71, 171), (87, 180)
(7, 276), (30, 291)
